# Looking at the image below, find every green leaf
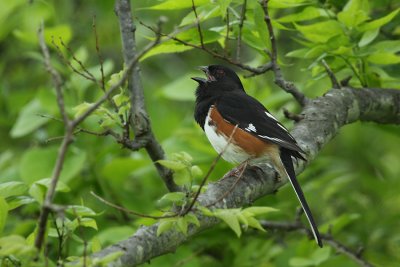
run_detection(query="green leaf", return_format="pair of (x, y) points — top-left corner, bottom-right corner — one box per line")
(179, 5), (220, 26)
(337, 0), (370, 28)
(6, 196), (35, 210)
(29, 178), (70, 204)
(10, 99), (49, 138)
(19, 147), (87, 184)
(157, 160), (186, 170)
(359, 8), (400, 32)
(243, 206), (278, 216)
(368, 53), (400, 65)
(247, 217), (265, 232)
(112, 91), (130, 107)
(185, 213), (200, 227)
(73, 102), (94, 118)
(147, 0), (209, 10)
(278, 7), (328, 23)
(160, 74), (197, 101)
(174, 168), (192, 186)
(214, 209), (241, 237)
(358, 28), (379, 47)
(286, 48), (309, 58)
(157, 220), (175, 236)
(91, 237), (102, 253)
(190, 165), (203, 178)
(370, 40), (400, 53)
(140, 42), (193, 61)
(268, 0), (311, 9)
(311, 247), (331, 265)
(0, 197), (8, 234)
(218, 0), (233, 18)
(236, 212), (248, 227)
(253, 4), (269, 49)
(66, 205), (97, 217)
(198, 206), (213, 216)
(177, 217), (188, 235)
(157, 192), (186, 208)
(242, 28), (267, 51)
(0, 235), (34, 256)
(92, 251), (124, 266)
(321, 213), (360, 234)
(0, 182), (28, 198)
(79, 218), (98, 230)
(289, 257), (315, 267)
(173, 151), (193, 163)
(44, 24), (73, 46)
(160, 192), (186, 203)
(295, 20), (343, 43)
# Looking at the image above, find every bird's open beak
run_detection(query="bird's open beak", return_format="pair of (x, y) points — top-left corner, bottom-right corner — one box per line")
(191, 77), (207, 84)
(197, 65), (216, 81)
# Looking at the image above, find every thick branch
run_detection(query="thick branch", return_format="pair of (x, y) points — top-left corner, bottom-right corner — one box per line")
(90, 87), (399, 266)
(115, 0), (178, 192)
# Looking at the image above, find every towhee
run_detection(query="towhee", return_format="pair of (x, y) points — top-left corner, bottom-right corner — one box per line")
(192, 65), (322, 247)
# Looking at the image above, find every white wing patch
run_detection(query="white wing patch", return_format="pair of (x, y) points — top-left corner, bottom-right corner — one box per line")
(257, 135), (285, 143)
(245, 123), (257, 133)
(265, 111), (278, 121)
(277, 123), (287, 131)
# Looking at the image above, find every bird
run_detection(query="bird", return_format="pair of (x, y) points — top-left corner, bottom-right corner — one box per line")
(192, 64), (322, 247)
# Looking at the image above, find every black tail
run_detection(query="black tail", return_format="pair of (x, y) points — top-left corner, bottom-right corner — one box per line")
(280, 149), (323, 247)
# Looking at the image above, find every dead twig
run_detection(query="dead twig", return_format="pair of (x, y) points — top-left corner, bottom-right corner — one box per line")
(261, 0), (309, 106)
(236, 0), (247, 61)
(191, 0), (204, 48)
(321, 59), (341, 89)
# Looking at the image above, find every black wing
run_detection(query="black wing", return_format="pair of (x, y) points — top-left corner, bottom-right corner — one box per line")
(216, 91), (305, 156)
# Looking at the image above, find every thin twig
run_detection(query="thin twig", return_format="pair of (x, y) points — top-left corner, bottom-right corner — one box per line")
(45, 128), (120, 143)
(181, 125), (238, 216)
(35, 23), (74, 251)
(236, 0), (247, 61)
(138, 19), (273, 76)
(224, 8), (230, 56)
(260, 216), (374, 267)
(206, 160), (247, 208)
(71, 208), (88, 267)
(321, 59), (341, 89)
(59, 37), (97, 82)
(283, 108), (304, 122)
(90, 191), (176, 219)
(191, 0), (204, 48)
(261, 0), (309, 106)
(51, 37), (98, 84)
(92, 15), (105, 91)
(39, 27), (68, 125)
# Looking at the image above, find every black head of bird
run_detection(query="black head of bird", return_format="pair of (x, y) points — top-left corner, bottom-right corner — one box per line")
(191, 65), (244, 92)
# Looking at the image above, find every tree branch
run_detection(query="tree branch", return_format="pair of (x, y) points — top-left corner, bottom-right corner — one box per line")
(115, 0), (178, 192)
(90, 87), (400, 266)
(260, 218), (374, 267)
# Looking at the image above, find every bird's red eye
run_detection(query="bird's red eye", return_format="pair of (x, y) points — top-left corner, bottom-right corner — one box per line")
(216, 69), (225, 76)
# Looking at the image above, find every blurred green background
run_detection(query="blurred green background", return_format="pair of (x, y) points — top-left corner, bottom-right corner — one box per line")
(0, 0), (399, 266)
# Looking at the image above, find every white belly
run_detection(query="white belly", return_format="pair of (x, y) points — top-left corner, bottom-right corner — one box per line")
(204, 113), (250, 164)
